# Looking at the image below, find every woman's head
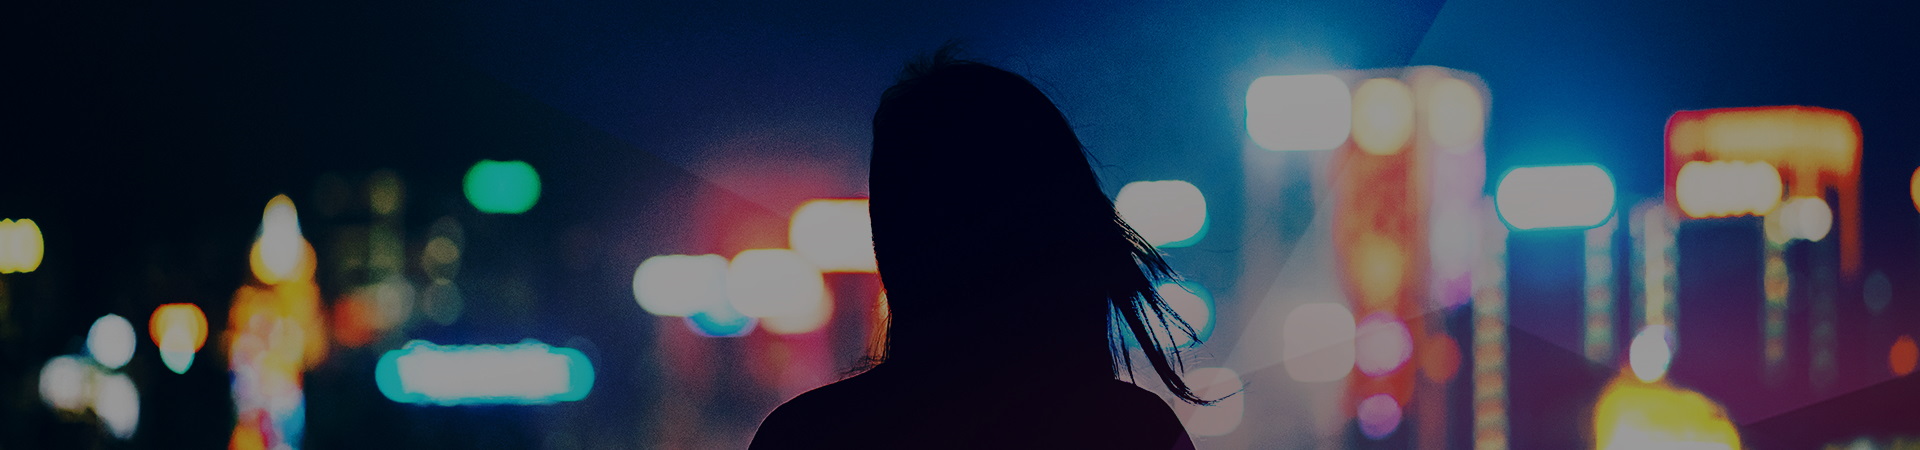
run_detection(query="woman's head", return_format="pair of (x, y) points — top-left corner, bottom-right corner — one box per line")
(866, 48), (1208, 404)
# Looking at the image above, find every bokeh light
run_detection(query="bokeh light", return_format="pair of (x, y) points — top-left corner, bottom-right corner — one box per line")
(1354, 313), (1413, 377)
(0, 218), (45, 273)
(1350, 77), (1414, 156)
(1496, 165), (1616, 230)
(375, 340), (594, 406)
(1424, 77), (1486, 151)
(88, 314), (136, 370)
(685, 305), (757, 338)
(462, 159), (542, 214)
(1421, 334), (1461, 383)
(1350, 234), (1405, 309)
(1283, 303), (1356, 382)
(1892, 335), (1917, 377)
(1246, 74), (1351, 151)
(1114, 180), (1209, 248)
(257, 195), (306, 281)
(1863, 271), (1891, 315)
(724, 249), (826, 323)
(1630, 325), (1674, 383)
(93, 372), (140, 439)
(1593, 378), (1740, 450)
(788, 199), (878, 273)
(1911, 167), (1919, 213)
(1673, 160), (1782, 219)
(1776, 196), (1834, 242)
(1356, 393), (1403, 440)
(632, 254), (729, 317)
(39, 355), (93, 412)
(760, 284), (833, 335)
(150, 303), (209, 374)
(1154, 281), (1214, 348)
(1181, 367), (1244, 437)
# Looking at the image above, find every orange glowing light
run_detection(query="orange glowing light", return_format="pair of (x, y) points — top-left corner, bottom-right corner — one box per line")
(1910, 167), (1919, 214)
(1892, 335), (1917, 377)
(1665, 106), (1862, 279)
(150, 303), (209, 352)
(1422, 334), (1460, 383)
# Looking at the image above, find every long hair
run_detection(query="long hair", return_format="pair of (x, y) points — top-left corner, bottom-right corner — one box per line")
(865, 46), (1210, 405)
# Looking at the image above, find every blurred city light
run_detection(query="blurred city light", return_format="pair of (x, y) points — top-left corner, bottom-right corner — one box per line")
(375, 340), (595, 406)
(1356, 393), (1403, 440)
(632, 254), (730, 317)
(1495, 165), (1616, 230)
(1246, 74), (1351, 151)
(1181, 367), (1244, 437)
(1282, 303), (1356, 383)
(1911, 167), (1919, 213)
(87, 314), (136, 370)
(724, 249), (827, 326)
(1673, 160), (1783, 219)
(1354, 313), (1413, 377)
(1666, 106), (1862, 278)
(1349, 234), (1406, 310)
(1423, 77), (1487, 151)
(0, 218), (44, 273)
(685, 304), (757, 338)
(1351, 78), (1414, 156)
(760, 284), (833, 335)
(38, 355), (93, 412)
(1592, 378), (1741, 450)
(462, 159), (542, 214)
(1421, 334), (1461, 383)
(1114, 180), (1209, 248)
(788, 199), (878, 273)
(93, 372), (140, 439)
(150, 303), (209, 374)
(1154, 281), (1214, 348)
(257, 195), (307, 281)
(1774, 196), (1834, 242)
(1629, 325), (1674, 383)
(1892, 335), (1917, 377)
(1667, 106), (1859, 170)
(249, 195), (316, 285)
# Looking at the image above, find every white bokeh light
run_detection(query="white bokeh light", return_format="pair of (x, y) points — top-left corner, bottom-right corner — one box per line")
(1354, 313), (1413, 377)
(1182, 367), (1244, 437)
(93, 372), (140, 439)
(1115, 180), (1208, 248)
(87, 314), (136, 370)
(1247, 74), (1351, 151)
(1282, 303), (1356, 382)
(1629, 325), (1674, 382)
(632, 254), (729, 317)
(726, 249), (827, 323)
(788, 199), (878, 273)
(39, 355), (93, 412)
(1496, 165), (1616, 230)
(258, 195), (306, 282)
(1673, 160), (1781, 219)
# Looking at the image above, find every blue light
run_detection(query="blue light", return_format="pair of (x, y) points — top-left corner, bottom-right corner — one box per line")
(684, 303), (756, 338)
(374, 340), (594, 406)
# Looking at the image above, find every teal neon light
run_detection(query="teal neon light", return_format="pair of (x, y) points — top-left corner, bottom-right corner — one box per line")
(375, 340), (594, 406)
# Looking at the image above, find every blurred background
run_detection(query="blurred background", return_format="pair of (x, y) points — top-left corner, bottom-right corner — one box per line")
(4, 0), (1918, 448)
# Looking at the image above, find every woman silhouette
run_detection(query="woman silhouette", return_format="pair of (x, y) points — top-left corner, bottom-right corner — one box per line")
(750, 48), (1208, 449)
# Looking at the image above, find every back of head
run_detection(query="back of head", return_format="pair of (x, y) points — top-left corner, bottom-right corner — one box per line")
(867, 48), (1208, 404)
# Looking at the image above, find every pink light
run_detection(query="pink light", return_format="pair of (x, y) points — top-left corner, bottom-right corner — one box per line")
(1357, 393), (1403, 440)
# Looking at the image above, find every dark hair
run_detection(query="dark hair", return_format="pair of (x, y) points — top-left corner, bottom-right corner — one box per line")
(865, 46), (1210, 405)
